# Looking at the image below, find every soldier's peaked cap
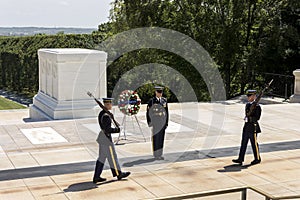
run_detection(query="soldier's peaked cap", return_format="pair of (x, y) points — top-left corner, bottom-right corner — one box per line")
(246, 90), (257, 96)
(154, 86), (164, 90)
(102, 98), (114, 103)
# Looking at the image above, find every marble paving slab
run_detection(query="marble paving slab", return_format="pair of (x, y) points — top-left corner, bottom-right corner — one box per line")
(82, 123), (133, 138)
(141, 120), (194, 133)
(20, 127), (67, 144)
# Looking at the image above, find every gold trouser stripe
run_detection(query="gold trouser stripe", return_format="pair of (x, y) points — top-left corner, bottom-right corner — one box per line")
(254, 125), (260, 160)
(109, 146), (119, 176)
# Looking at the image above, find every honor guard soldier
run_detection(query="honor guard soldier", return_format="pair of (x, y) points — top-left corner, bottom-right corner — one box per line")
(146, 86), (169, 160)
(93, 98), (130, 183)
(233, 90), (262, 165)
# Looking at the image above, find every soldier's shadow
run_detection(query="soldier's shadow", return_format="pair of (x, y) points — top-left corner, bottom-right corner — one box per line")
(63, 180), (117, 193)
(123, 158), (156, 167)
(217, 164), (251, 173)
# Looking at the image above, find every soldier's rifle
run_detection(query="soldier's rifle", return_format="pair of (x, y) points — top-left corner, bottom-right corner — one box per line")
(246, 79), (273, 117)
(86, 91), (120, 128)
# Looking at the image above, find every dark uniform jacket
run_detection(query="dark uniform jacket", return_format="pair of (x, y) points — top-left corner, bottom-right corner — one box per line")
(244, 102), (262, 133)
(146, 97), (169, 128)
(96, 110), (119, 144)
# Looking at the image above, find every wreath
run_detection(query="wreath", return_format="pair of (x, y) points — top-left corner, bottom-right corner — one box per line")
(118, 90), (141, 116)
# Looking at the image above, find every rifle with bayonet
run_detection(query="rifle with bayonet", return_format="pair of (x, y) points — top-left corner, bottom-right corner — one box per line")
(246, 79), (273, 117)
(87, 91), (120, 128)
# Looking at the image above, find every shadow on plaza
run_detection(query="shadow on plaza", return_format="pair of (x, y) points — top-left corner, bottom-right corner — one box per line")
(122, 149), (215, 167)
(217, 164), (251, 173)
(123, 157), (156, 167)
(63, 180), (118, 193)
(0, 140), (299, 182)
(63, 181), (98, 193)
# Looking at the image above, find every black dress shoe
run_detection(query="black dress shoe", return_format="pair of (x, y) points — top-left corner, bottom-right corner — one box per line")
(155, 156), (164, 160)
(232, 159), (243, 165)
(117, 172), (131, 180)
(251, 159), (261, 165)
(93, 177), (106, 183)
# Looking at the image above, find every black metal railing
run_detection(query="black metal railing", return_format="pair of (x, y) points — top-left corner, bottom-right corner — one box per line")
(151, 186), (300, 200)
(253, 72), (294, 100)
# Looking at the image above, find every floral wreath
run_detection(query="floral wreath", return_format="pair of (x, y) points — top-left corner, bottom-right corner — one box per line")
(118, 90), (141, 116)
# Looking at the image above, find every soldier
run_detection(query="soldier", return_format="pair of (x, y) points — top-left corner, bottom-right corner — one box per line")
(146, 86), (169, 160)
(93, 98), (130, 183)
(233, 90), (262, 165)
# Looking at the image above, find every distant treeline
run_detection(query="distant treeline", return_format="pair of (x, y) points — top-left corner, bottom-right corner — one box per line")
(0, 27), (96, 36)
(0, 33), (105, 97)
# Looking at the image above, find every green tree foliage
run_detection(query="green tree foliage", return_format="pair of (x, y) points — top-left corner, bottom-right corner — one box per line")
(108, 0), (299, 99)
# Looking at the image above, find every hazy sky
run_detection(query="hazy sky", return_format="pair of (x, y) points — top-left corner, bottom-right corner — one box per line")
(0, 0), (113, 28)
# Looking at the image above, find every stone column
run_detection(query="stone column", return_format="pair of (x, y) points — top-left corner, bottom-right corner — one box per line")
(30, 48), (107, 120)
(290, 69), (300, 103)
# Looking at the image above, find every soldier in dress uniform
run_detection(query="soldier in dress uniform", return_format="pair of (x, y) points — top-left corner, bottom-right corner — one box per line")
(146, 86), (169, 160)
(233, 90), (262, 165)
(93, 98), (130, 183)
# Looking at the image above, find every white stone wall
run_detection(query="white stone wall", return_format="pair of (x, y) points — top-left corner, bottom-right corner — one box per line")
(30, 48), (107, 120)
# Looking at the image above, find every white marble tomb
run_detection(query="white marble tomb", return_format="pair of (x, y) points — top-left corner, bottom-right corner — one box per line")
(30, 48), (107, 120)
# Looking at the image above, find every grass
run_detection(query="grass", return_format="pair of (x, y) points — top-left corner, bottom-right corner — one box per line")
(0, 96), (26, 110)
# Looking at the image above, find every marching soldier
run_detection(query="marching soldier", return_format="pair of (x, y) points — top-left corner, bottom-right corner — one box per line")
(146, 86), (169, 160)
(233, 90), (262, 165)
(93, 98), (130, 183)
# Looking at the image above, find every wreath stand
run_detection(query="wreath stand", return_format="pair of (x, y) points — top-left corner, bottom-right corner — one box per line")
(115, 114), (146, 144)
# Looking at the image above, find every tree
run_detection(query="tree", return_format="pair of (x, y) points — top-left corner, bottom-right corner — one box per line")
(107, 0), (299, 100)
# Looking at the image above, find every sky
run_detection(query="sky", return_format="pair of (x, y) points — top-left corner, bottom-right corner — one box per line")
(0, 0), (113, 28)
